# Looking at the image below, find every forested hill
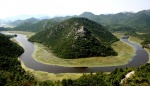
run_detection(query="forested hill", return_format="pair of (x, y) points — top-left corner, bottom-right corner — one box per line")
(0, 33), (37, 85)
(29, 17), (119, 59)
(0, 34), (24, 57)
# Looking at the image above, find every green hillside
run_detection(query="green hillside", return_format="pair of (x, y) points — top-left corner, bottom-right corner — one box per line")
(0, 33), (36, 86)
(29, 17), (119, 59)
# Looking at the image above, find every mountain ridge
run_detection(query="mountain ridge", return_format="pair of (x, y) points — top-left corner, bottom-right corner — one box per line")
(10, 10), (150, 32)
(29, 17), (119, 59)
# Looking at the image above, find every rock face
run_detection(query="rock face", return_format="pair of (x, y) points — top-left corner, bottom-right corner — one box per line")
(120, 71), (135, 84)
(29, 17), (119, 59)
(144, 44), (150, 48)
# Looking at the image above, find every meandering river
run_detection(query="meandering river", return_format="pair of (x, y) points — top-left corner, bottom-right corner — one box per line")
(2, 32), (149, 73)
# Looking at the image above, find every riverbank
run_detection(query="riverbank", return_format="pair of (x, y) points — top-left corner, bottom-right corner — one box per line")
(32, 39), (135, 67)
(19, 59), (82, 81)
(8, 31), (35, 38)
(128, 36), (150, 63)
(7, 31), (148, 81)
(7, 31), (89, 81)
(6, 31), (135, 67)
(113, 32), (150, 63)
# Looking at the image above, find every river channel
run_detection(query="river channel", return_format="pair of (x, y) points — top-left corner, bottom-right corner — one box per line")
(2, 32), (149, 73)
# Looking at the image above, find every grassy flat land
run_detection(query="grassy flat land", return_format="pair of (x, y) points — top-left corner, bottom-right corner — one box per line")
(8, 31), (35, 38)
(128, 36), (150, 63)
(10, 38), (23, 46)
(145, 49), (150, 63)
(11, 31), (150, 81)
(14, 31), (148, 81)
(128, 36), (143, 45)
(9, 31), (82, 81)
(113, 32), (125, 39)
(20, 59), (82, 81)
(33, 39), (134, 67)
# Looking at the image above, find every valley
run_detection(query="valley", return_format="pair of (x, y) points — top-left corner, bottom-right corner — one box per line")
(1, 31), (149, 83)
(2, 31), (148, 72)
(1, 9), (150, 85)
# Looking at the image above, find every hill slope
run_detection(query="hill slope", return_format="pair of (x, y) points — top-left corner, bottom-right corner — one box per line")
(0, 33), (37, 86)
(29, 17), (119, 59)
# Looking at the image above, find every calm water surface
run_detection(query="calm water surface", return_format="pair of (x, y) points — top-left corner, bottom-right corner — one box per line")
(2, 32), (149, 73)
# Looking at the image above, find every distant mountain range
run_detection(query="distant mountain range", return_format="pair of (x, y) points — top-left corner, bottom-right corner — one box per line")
(10, 17), (40, 26)
(79, 10), (150, 32)
(1, 14), (51, 21)
(12, 16), (73, 32)
(6, 10), (148, 32)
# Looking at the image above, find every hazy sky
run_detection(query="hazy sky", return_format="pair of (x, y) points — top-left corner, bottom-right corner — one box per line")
(0, 0), (150, 19)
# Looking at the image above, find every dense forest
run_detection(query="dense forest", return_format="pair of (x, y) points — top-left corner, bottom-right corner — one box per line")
(0, 33), (59, 86)
(61, 63), (150, 86)
(0, 33), (35, 86)
(29, 17), (119, 59)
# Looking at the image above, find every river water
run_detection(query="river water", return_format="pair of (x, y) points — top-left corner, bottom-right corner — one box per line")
(1, 32), (149, 73)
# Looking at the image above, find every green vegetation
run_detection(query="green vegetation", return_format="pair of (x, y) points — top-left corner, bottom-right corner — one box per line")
(128, 35), (150, 63)
(8, 31), (35, 38)
(0, 33), (60, 86)
(61, 63), (150, 86)
(29, 17), (119, 59)
(125, 31), (150, 48)
(0, 33), (35, 86)
(145, 49), (150, 63)
(123, 63), (150, 85)
(21, 61), (82, 81)
(0, 34), (24, 57)
(1, 9), (150, 85)
(32, 39), (134, 67)
(10, 10), (150, 33)
(1, 31), (150, 85)
(116, 31), (150, 64)
(0, 27), (13, 31)
(140, 33), (150, 48)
